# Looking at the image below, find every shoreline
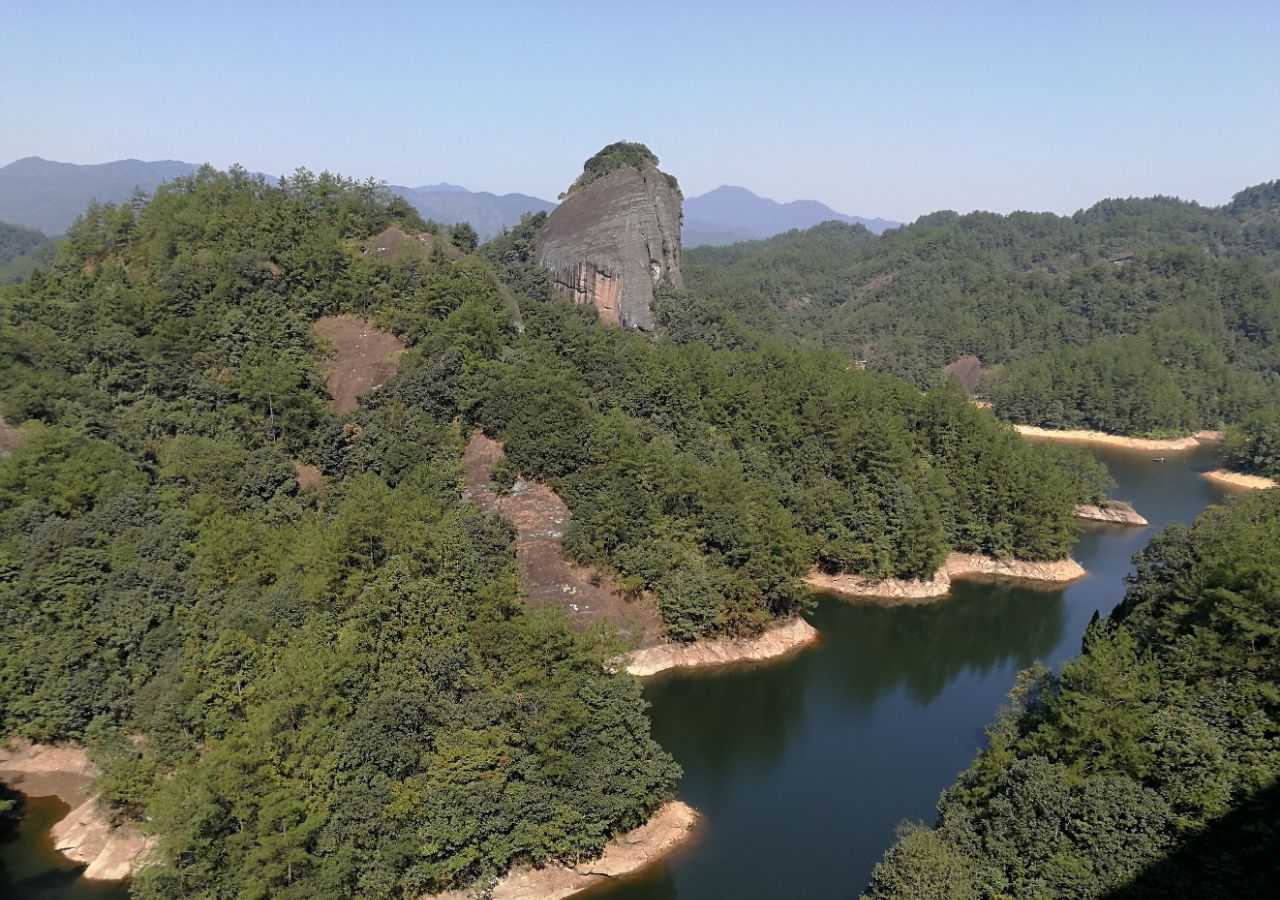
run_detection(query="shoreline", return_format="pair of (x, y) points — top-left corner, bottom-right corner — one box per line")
(427, 801), (700, 900)
(1202, 468), (1277, 491)
(804, 552), (1086, 603)
(0, 740), (152, 881)
(1012, 424), (1205, 452)
(619, 617), (819, 677)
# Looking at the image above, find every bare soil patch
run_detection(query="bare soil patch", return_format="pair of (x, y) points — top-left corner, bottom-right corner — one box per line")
(462, 433), (663, 646)
(312, 315), (406, 415)
(943, 355), (987, 392)
(294, 462), (324, 491)
(0, 418), (26, 456)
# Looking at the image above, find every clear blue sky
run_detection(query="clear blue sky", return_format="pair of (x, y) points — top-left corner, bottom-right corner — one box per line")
(3, 1), (1277, 221)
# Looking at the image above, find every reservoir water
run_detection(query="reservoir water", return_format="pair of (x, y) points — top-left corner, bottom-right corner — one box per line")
(587, 446), (1235, 900)
(2, 446), (1236, 900)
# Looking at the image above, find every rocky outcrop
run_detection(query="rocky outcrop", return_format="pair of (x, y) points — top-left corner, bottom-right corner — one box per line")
(1074, 500), (1148, 526)
(427, 801), (699, 900)
(804, 552), (1085, 603)
(0, 741), (153, 881)
(537, 145), (682, 331)
(618, 617), (819, 677)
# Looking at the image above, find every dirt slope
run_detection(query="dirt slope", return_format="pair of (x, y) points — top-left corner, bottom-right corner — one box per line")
(312, 315), (406, 414)
(462, 433), (663, 646)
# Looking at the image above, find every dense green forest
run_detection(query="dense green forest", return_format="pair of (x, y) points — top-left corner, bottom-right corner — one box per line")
(0, 221), (47, 264)
(684, 183), (1280, 435)
(0, 170), (678, 898)
(863, 489), (1280, 899)
(0, 166), (1111, 896)
(1223, 407), (1280, 479)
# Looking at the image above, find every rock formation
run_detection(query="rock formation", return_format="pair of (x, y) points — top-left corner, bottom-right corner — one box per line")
(537, 143), (683, 331)
(1074, 500), (1148, 526)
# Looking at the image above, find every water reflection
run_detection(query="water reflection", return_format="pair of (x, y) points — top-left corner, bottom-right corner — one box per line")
(597, 446), (1236, 900)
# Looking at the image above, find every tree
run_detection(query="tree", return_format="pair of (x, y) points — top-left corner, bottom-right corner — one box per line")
(450, 222), (478, 253)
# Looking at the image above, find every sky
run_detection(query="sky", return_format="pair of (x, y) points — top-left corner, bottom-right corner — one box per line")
(3, 1), (1278, 222)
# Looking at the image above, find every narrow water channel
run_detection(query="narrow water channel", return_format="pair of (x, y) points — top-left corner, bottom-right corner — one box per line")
(2, 447), (1236, 900)
(587, 446), (1235, 900)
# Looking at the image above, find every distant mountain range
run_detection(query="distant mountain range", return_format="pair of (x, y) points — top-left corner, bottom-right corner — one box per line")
(0, 157), (201, 235)
(386, 184), (554, 239)
(0, 157), (897, 246)
(683, 185), (899, 247)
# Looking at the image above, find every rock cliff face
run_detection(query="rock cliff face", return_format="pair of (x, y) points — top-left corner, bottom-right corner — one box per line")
(537, 147), (683, 330)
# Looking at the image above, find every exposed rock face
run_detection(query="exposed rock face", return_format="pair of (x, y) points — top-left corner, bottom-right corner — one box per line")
(537, 152), (683, 331)
(1075, 500), (1148, 526)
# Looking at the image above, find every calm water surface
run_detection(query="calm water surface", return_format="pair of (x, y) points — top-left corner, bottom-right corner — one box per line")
(4, 448), (1235, 900)
(0, 794), (129, 900)
(588, 446), (1234, 900)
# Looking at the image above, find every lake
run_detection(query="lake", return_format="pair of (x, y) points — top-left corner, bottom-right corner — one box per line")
(586, 445), (1233, 900)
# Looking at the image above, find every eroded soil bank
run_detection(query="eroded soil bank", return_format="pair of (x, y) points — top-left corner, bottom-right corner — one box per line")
(428, 801), (699, 900)
(804, 552), (1085, 602)
(1202, 469), (1278, 490)
(0, 741), (151, 881)
(462, 432), (664, 646)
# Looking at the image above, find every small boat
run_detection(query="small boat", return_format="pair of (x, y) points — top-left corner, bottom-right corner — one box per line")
(1152, 456), (1167, 463)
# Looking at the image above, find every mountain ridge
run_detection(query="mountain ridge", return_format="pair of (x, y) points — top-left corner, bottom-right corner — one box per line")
(683, 184), (899, 247)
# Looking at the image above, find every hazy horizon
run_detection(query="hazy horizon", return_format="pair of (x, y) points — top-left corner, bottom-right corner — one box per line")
(4, 1), (1277, 221)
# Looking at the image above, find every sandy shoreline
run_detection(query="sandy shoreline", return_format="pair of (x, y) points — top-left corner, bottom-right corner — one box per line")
(1012, 424), (1204, 452)
(804, 552), (1085, 602)
(619, 617), (819, 677)
(427, 801), (699, 900)
(1202, 469), (1277, 490)
(0, 740), (152, 880)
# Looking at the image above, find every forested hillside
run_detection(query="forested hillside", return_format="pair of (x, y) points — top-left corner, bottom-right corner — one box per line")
(864, 489), (1280, 898)
(0, 166), (1110, 897)
(685, 182), (1280, 436)
(0, 169), (678, 898)
(0, 221), (48, 264)
(0, 221), (55, 285)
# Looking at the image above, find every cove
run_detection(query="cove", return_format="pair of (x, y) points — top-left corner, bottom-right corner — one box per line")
(585, 445), (1234, 900)
(0, 794), (129, 900)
